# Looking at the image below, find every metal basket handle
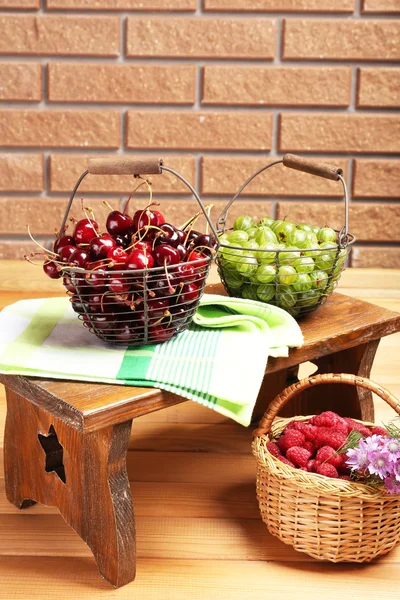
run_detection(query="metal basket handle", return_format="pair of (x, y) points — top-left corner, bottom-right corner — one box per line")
(252, 373), (400, 439)
(216, 153), (350, 247)
(59, 156), (219, 241)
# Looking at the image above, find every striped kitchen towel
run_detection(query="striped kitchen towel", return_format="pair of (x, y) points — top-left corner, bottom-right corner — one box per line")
(0, 294), (303, 426)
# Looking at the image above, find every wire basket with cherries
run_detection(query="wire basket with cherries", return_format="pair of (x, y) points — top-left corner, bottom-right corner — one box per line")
(27, 157), (218, 346)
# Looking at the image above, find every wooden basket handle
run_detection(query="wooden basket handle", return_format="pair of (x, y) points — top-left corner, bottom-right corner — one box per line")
(253, 373), (400, 438)
(88, 157), (163, 175)
(283, 154), (342, 181)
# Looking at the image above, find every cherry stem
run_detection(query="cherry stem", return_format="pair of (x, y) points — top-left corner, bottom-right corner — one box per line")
(80, 198), (99, 238)
(125, 225), (164, 253)
(26, 225), (59, 257)
(180, 212), (201, 231)
(103, 201), (115, 212)
(152, 310), (171, 328)
(164, 258), (175, 294)
(123, 178), (149, 216)
(175, 282), (185, 304)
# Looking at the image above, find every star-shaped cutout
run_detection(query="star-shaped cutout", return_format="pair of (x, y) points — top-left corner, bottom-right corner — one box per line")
(38, 425), (66, 484)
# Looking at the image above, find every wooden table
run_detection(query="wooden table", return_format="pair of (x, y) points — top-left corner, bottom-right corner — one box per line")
(1, 286), (400, 588)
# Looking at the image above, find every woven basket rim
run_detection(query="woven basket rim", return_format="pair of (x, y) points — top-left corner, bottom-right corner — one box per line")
(252, 414), (392, 501)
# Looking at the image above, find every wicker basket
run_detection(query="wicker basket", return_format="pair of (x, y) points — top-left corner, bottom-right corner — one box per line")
(252, 373), (400, 562)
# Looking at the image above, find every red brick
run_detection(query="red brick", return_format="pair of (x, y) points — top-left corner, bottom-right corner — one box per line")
(353, 160), (400, 199)
(203, 66), (351, 107)
(357, 68), (400, 108)
(283, 19), (400, 61)
(204, 0), (355, 11)
(0, 63), (41, 102)
(0, 197), (119, 236)
(0, 0), (39, 7)
(351, 247), (400, 268)
(0, 15), (119, 57)
(48, 63), (195, 105)
(279, 113), (400, 154)
(151, 200), (273, 233)
(276, 202), (400, 242)
(0, 110), (120, 148)
(126, 111), (273, 151)
(361, 0), (400, 13)
(0, 154), (44, 192)
(50, 155), (195, 195)
(201, 156), (348, 197)
(0, 241), (48, 261)
(126, 17), (276, 59)
(46, 0), (196, 9)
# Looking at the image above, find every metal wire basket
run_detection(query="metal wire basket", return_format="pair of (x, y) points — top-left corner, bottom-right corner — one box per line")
(216, 154), (356, 319)
(59, 157), (219, 346)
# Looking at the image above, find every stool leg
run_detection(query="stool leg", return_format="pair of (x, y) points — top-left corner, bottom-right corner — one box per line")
(80, 420), (136, 588)
(3, 388), (136, 588)
(4, 389), (37, 509)
(279, 340), (380, 420)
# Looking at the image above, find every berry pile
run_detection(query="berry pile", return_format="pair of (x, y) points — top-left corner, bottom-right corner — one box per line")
(217, 215), (349, 318)
(27, 190), (216, 345)
(266, 411), (387, 480)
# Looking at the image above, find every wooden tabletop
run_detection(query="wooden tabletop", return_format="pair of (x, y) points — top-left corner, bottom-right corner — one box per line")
(1, 262), (400, 432)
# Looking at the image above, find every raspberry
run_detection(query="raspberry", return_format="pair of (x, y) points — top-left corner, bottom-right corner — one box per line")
(306, 459), (317, 472)
(316, 463), (339, 478)
(310, 411), (339, 428)
(315, 445), (343, 468)
(303, 440), (316, 456)
(339, 475), (352, 481)
(288, 421), (317, 441)
(277, 430), (306, 453)
(286, 446), (312, 468)
(266, 442), (281, 458)
(344, 418), (371, 438)
(315, 427), (347, 450)
(277, 456), (295, 468)
(371, 426), (388, 437)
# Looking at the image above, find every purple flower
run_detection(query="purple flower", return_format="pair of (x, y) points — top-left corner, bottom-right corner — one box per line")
(364, 434), (383, 453)
(383, 437), (400, 463)
(384, 475), (400, 495)
(391, 460), (400, 483)
(346, 438), (371, 471)
(368, 451), (391, 480)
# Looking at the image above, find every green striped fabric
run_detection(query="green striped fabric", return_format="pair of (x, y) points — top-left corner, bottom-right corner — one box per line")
(0, 294), (303, 426)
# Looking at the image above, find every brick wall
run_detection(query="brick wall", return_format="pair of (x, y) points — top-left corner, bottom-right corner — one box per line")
(0, 0), (399, 267)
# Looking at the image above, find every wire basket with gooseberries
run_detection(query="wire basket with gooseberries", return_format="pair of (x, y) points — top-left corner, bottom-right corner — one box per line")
(27, 157), (218, 346)
(215, 154), (356, 319)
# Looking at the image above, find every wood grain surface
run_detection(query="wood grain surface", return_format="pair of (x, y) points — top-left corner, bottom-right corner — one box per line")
(0, 261), (400, 598)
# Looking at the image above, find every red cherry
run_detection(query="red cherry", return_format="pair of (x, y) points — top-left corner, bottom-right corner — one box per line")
(54, 235), (75, 254)
(153, 244), (180, 267)
(126, 249), (155, 270)
(90, 234), (116, 260)
(109, 277), (130, 294)
(174, 263), (196, 284)
(85, 269), (109, 289)
(59, 244), (76, 263)
(149, 324), (175, 343)
(133, 209), (158, 231)
(90, 313), (116, 331)
(147, 297), (170, 318)
(134, 240), (152, 255)
(73, 219), (99, 244)
(43, 261), (62, 279)
(112, 233), (131, 248)
(107, 247), (128, 269)
(178, 283), (199, 304)
(69, 248), (91, 269)
(106, 211), (133, 236)
(187, 250), (208, 268)
(63, 275), (77, 293)
(153, 210), (165, 226)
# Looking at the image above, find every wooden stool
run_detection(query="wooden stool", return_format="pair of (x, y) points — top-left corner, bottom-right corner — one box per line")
(1, 292), (399, 588)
